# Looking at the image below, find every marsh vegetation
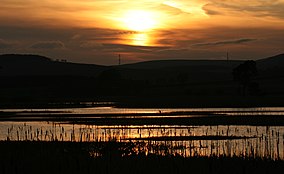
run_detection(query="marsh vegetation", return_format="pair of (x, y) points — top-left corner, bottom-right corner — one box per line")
(1, 107), (284, 173)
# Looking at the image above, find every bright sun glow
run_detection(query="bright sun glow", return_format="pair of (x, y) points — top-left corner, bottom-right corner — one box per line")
(163, 1), (180, 9)
(131, 33), (149, 46)
(123, 10), (157, 31)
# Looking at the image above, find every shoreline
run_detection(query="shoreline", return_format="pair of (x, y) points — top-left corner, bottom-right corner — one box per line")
(1, 95), (284, 109)
(1, 113), (284, 126)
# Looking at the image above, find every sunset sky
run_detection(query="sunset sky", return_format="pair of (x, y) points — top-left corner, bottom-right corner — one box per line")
(0, 0), (284, 65)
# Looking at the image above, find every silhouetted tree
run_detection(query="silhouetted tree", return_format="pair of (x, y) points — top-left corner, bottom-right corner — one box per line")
(248, 82), (261, 96)
(232, 60), (257, 95)
(177, 73), (189, 84)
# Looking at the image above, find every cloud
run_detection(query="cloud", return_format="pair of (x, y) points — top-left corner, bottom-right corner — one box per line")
(102, 43), (170, 52)
(203, 0), (284, 18)
(80, 42), (171, 53)
(192, 38), (257, 47)
(202, 4), (220, 15)
(30, 41), (65, 49)
(79, 41), (102, 49)
(158, 3), (190, 15)
(71, 34), (81, 40)
(0, 39), (14, 49)
(0, 22), (283, 64)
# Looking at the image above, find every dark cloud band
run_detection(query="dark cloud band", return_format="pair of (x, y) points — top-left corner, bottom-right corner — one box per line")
(192, 38), (257, 47)
(30, 41), (65, 49)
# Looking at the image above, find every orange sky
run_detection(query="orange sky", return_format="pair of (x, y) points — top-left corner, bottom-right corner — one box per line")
(0, 0), (284, 64)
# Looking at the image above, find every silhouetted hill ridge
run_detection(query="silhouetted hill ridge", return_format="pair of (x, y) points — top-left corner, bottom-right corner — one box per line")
(257, 53), (284, 69)
(0, 54), (106, 76)
(120, 59), (242, 69)
(119, 53), (284, 70)
(0, 53), (284, 105)
(1, 53), (284, 77)
(0, 54), (51, 63)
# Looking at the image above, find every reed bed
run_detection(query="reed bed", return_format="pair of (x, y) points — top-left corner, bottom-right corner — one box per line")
(4, 123), (284, 160)
(1, 141), (284, 174)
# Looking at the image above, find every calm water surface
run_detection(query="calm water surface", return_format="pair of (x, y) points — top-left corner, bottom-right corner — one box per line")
(2, 107), (284, 115)
(1, 107), (284, 159)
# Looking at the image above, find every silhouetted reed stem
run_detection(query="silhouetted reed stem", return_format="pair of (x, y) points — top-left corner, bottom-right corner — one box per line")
(4, 123), (284, 160)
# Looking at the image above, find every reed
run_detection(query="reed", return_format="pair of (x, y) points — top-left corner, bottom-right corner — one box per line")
(4, 123), (284, 160)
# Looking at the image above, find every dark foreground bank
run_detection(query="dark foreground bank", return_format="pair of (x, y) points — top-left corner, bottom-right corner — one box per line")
(0, 141), (283, 174)
(1, 95), (284, 109)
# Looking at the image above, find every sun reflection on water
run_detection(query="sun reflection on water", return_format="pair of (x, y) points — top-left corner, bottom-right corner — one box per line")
(3, 122), (284, 160)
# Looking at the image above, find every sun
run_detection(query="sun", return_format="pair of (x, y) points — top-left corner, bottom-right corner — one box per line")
(122, 10), (157, 31)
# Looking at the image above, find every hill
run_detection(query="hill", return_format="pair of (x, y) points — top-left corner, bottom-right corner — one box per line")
(0, 53), (284, 108)
(1, 53), (284, 77)
(257, 53), (284, 69)
(120, 53), (284, 71)
(114, 53), (284, 87)
(120, 59), (242, 69)
(117, 59), (242, 83)
(0, 54), (106, 76)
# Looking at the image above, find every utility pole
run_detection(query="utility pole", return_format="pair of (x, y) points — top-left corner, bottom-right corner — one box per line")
(226, 52), (229, 61)
(118, 54), (121, 65)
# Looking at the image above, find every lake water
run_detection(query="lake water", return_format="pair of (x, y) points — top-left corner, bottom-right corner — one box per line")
(2, 107), (284, 116)
(1, 107), (284, 159)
